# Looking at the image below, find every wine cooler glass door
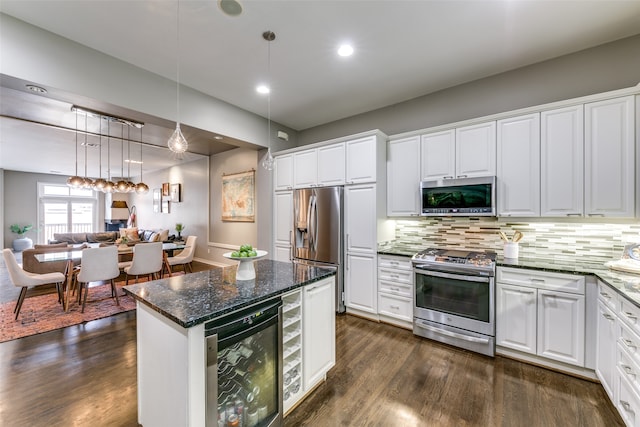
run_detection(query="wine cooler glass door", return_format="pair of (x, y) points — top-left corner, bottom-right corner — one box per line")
(206, 299), (283, 427)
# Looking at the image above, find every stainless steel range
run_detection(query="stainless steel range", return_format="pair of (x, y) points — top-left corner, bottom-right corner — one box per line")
(412, 248), (496, 357)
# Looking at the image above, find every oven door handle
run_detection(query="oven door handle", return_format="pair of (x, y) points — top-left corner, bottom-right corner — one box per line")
(414, 320), (490, 344)
(414, 268), (490, 283)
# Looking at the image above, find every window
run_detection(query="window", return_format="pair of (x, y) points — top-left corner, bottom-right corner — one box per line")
(38, 183), (98, 244)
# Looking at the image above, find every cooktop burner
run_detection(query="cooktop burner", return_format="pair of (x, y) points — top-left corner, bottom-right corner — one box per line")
(412, 247), (497, 273)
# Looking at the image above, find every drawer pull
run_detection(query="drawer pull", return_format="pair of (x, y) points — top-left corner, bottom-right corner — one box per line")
(620, 400), (634, 413)
(390, 261), (399, 266)
(624, 312), (638, 321)
(623, 339), (637, 350)
(530, 278), (546, 284)
(390, 305), (400, 310)
(622, 365), (636, 377)
(390, 274), (399, 279)
(600, 292), (611, 299)
(602, 313), (614, 321)
(391, 287), (400, 292)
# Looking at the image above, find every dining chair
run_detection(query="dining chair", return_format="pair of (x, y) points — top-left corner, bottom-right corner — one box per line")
(76, 245), (120, 313)
(124, 242), (163, 285)
(2, 248), (66, 320)
(166, 235), (197, 275)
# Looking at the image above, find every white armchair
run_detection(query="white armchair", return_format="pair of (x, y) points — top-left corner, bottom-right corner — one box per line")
(167, 235), (197, 275)
(76, 246), (121, 313)
(124, 242), (163, 285)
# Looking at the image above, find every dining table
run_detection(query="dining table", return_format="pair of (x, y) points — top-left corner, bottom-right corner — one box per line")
(34, 242), (187, 311)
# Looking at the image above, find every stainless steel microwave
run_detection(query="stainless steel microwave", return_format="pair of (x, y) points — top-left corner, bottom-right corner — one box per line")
(420, 176), (496, 216)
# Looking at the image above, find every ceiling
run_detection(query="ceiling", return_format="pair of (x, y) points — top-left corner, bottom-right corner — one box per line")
(1, 0), (640, 177)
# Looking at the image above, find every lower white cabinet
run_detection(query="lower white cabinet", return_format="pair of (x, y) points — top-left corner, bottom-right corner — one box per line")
(282, 277), (336, 415)
(377, 254), (413, 329)
(302, 278), (336, 391)
(345, 253), (377, 317)
(596, 298), (618, 401)
(496, 267), (586, 368)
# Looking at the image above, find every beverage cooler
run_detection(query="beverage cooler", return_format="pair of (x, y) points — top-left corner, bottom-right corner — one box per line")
(205, 299), (283, 427)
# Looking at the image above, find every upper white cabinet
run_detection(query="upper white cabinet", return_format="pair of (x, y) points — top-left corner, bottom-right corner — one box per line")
(317, 143), (346, 186)
(420, 123), (495, 181)
(420, 130), (455, 180)
(455, 122), (497, 179)
(540, 105), (584, 217)
(346, 135), (378, 184)
(497, 113), (540, 217)
(345, 184), (377, 254)
(584, 96), (635, 217)
(293, 149), (318, 188)
(274, 154), (293, 191)
(387, 136), (421, 216)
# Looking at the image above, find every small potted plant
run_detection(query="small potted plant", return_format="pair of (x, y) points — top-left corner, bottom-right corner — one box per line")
(115, 235), (130, 249)
(10, 224), (34, 252)
(175, 223), (185, 241)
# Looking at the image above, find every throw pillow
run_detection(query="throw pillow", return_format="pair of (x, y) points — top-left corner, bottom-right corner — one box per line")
(157, 229), (169, 242)
(120, 227), (140, 242)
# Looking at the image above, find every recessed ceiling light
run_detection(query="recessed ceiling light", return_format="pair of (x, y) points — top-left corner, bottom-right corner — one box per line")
(26, 84), (47, 94)
(218, 0), (242, 17)
(256, 85), (270, 94)
(337, 44), (354, 57)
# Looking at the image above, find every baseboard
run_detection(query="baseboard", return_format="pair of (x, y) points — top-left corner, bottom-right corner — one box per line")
(497, 346), (598, 381)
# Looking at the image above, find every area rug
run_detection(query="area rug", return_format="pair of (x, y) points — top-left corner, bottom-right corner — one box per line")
(0, 283), (136, 343)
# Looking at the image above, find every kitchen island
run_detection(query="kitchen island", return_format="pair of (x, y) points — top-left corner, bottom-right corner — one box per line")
(124, 259), (336, 427)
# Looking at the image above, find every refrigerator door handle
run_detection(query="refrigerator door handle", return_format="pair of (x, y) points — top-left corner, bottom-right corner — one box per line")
(310, 194), (318, 252)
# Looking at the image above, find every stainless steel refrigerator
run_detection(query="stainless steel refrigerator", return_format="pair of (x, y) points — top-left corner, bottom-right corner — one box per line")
(293, 186), (345, 313)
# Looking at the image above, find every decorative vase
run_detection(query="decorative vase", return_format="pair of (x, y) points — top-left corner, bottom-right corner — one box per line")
(13, 237), (33, 252)
(177, 232), (182, 241)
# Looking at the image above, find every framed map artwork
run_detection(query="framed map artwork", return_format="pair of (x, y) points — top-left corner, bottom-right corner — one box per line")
(221, 170), (255, 222)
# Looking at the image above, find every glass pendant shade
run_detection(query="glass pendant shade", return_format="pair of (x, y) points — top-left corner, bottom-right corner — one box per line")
(126, 181), (136, 193)
(168, 123), (188, 154)
(67, 175), (84, 188)
(135, 182), (150, 194)
(116, 179), (129, 193)
(262, 148), (275, 170)
(93, 178), (107, 190)
(103, 180), (115, 193)
(82, 177), (94, 188)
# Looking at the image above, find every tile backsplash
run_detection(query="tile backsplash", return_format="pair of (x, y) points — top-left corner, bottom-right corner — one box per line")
(389, 217), (640, 262)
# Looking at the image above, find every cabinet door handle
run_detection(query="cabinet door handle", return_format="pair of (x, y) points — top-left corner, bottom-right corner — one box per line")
(530, 278), (546, 284)
(620, 400), (634, 413)
(602, 313), (614, 321)
(624, 312), (638, 321)
(600, 292), (611, 299)
(566, 213), (582, 217)
(588, 213), (605, 217)
(443, 176), (454, 180)
(623, 339), (637, 349)
(456, 175), (467, 179)
(622, 365), (636, 377)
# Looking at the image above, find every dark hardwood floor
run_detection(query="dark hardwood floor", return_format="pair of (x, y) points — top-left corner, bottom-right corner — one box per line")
(0, 306), (623, 426)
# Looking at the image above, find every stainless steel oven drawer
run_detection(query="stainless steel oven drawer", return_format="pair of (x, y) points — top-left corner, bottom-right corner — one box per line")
(413, 317), (495, 357)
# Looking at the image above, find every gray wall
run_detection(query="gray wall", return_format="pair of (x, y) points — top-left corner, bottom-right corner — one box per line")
(129, 156), (210, 262)
(209, 148), (259, 264)
(2, 170), (106, 248)
(298, 34), (640, 145)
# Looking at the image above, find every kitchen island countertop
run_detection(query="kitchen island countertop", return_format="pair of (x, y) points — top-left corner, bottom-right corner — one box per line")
(377, 242), (640, 307)
(123, 259), (335, 328)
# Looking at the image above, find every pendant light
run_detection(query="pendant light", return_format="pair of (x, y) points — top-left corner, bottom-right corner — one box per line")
(67, 109), (84, 188)
(167, 0), (188, 155)
(103, 120), (116, 193)
(92, 114), (107, 191)
(125, 127), (136, 192)
(261, 30), (275, 171)
(81, 112), (94, 188)
(135, 126), (150, 194)
(116, 124), (129, 193)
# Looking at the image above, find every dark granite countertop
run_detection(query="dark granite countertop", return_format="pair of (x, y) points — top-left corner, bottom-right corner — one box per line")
(378, 242), (640, 308)
(123, 259), (336, 328)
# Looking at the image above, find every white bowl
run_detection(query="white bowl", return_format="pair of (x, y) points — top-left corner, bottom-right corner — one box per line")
(222, 250), (268, 280)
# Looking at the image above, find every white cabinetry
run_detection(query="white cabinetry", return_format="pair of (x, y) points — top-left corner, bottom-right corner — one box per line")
(293, 150), (318, 188)
(584, 96), (635, 217)
(420, 123), (496, 181)
(273, 191), (292, 263)
(346, 135), (378, 184)
(455, 122), (496, 179)
(540, 105), (584, 217)
(497, 113), (540, 217)
(302, 277), (336, 391)
(282, 289), (303, 413)
(345, 253), (377, 315)
(596, 283), (619, 403)
(496, 267), (586, 368)
(282, 277), (336, 415)
(275, 154), (294, 191)
(420, 130), (455, 180)
(387, 136), (421, 216)
(377, 255), (413, 329)
(317, 143), (345, 186)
